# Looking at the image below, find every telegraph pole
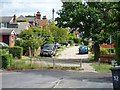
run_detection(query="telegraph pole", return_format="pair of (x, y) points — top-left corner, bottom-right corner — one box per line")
(52, 8), (55, 20)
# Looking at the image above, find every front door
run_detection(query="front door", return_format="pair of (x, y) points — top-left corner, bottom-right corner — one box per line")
(3, 35), (9, 45)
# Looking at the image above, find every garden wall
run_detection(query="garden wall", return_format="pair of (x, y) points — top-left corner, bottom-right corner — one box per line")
(100, 54), (115, 64)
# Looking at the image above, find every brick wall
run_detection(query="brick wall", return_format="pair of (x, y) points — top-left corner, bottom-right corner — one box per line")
(9, 34), (15, 47)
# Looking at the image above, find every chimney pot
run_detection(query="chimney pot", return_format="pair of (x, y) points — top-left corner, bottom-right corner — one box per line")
(13, 14), (16, 23)
(36, 11), (41, 19)
(42, 16), (46, 20)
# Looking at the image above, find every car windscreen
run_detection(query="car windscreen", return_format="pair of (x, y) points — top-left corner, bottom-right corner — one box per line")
(79, 47), (87, 49)
(43, 45), (53, 50)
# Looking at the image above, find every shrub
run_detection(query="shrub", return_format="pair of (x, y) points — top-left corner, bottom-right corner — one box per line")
(0, 49), (6, 55)
(68, 40), (74, 46)
(17, 19), (27, 22)
(90, 45), (94, 52)
(2, 54), (9, 69)
(2, 46), (23, 59)
(15, 39), (22, 46)
(9, 46), (23, 59)
(114, 31), (120, 65)
(100, 48), (109, 55)
(107, 48), (115, 54)
(74, 37), (81, 43)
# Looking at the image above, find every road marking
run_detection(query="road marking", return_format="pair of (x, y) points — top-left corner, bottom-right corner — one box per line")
(49, 78), (63, 88)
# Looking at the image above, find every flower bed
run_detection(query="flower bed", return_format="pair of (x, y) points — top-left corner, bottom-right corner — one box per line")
(100, 54), (115, 64)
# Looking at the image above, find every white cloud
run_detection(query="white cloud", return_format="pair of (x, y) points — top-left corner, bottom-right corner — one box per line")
(0, 0), (62, 19)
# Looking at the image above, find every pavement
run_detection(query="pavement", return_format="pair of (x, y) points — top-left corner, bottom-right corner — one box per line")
(1, 70), (113, 88)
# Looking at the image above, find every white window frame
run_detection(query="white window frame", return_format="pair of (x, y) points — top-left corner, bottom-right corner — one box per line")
(1, 22), (7, 29)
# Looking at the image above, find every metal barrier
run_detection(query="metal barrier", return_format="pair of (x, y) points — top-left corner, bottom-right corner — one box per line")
(10, 58), (87, 69)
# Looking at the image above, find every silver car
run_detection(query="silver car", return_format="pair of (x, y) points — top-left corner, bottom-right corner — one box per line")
(0, 42), (8, 46)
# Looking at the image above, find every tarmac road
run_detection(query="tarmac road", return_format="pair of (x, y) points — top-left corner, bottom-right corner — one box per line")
(1, 70), (113, 89)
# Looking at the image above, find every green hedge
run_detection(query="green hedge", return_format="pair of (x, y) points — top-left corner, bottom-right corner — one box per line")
(2, 54), (13, 69)
(2, 46), (23, 59)
(0, 49), (6, 55)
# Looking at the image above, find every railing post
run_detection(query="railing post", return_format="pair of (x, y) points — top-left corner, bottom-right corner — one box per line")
(30, 58), (32, 69)
(80, 59), (82, 68)
(53, 58), (55, 69)
(98, 58), (100, 70)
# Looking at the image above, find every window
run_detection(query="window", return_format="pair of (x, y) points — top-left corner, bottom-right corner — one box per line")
(1, 23), (7, 28)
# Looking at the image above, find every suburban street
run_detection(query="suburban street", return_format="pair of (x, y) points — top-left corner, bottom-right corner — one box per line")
(0, 46), (113, 89)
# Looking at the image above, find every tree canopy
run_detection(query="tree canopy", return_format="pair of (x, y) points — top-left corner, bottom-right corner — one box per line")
(55, 2), (120, 61)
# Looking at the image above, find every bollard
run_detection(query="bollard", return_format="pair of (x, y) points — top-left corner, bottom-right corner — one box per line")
(80, 59), (82, 68)
(98, 58), (100, 70)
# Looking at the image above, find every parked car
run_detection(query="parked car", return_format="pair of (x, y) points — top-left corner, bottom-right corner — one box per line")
(60, 42), (68, 46)
(40, 44), (56, 57)
(79, 46), (88, 54)
(55, 43), (61, 48)
(0, 42), (8, 46)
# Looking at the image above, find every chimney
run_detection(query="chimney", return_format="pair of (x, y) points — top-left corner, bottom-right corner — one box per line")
(13, 14), (16, 22)
(42, 16), (46, 20)
(36, 11), (41, 19)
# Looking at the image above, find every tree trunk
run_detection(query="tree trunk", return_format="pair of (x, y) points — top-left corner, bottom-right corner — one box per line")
(93, 43), (100, 61)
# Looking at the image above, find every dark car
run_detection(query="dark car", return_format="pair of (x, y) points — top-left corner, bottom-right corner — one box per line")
(40, 44), (56, 57)
(79, 46), (88, 54)
(60, 42), (68, 46)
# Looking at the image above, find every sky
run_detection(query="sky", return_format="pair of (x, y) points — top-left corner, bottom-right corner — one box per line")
(0, 0), (63, 19)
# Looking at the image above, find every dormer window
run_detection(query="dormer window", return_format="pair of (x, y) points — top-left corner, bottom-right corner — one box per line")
(1, 23), (7, 28)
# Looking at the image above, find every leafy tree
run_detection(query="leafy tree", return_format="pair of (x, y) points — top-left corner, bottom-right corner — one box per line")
(19, 27), (54, 56)
(48, 20), (69, 43)
(55, 2), (113, 61)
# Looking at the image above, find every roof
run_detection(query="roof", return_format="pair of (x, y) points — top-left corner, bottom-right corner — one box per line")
(17, 15), (27, 20)
(26, 17), (35, 22)
(100, 44), (114, 48)
(0, 28), (16, 35)
(14, 22), (29, 34)
(0, 16), (13, 23)
(38, 19), (48, 28)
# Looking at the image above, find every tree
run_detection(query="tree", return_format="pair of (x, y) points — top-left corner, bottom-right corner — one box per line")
(55, 2), (113, 61)
(48, 20), (69, 43)
(19, 27), (54, 56)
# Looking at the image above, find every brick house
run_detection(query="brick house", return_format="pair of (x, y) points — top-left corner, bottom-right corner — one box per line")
(0, 14), (30, 46)
(0, 29), (16, 47)
(18, 11), (48, 28)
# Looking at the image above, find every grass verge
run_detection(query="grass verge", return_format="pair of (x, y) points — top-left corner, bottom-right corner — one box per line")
(90, 63), (113, 72)
(7, 60), (84, 71)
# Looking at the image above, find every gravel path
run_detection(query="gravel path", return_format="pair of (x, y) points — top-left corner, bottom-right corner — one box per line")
(57, 46), (89, 59)
(57, 46), (95, 72)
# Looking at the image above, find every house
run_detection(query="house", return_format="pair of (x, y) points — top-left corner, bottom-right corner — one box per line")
(0, 29), (16, 47)
(0, 14), (30, 46)
(17, 11), (48, 28)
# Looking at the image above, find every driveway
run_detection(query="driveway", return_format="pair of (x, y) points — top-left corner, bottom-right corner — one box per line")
(57, 46), (89, 59)
(1, 70), (113, 88)
(57, 46), (95, 72)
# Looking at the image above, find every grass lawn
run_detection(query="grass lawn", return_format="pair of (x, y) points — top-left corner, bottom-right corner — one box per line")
(90, 63), (113, 72)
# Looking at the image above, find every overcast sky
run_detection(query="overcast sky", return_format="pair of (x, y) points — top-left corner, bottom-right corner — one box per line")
(0, 0), (63, 19)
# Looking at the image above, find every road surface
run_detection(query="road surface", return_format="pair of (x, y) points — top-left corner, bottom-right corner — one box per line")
(1, 70), (113, 88)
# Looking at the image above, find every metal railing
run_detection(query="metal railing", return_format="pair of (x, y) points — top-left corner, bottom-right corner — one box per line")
(9, 58), (89, 69)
